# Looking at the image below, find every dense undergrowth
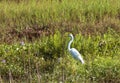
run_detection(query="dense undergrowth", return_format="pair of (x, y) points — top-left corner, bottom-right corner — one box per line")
(0, 0), (120, 82)
(0, 31), (120, 82)
(0, 0), (120, 43)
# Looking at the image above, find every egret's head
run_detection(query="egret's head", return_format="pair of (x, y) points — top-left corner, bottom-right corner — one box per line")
(69, 33), (74, 39)
(69, 33), (73, 37)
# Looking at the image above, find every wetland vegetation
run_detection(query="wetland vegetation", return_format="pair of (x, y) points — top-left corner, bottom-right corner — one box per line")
(0, 0), (120, 82)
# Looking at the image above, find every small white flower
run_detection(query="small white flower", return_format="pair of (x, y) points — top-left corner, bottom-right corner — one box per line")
(20, 41), (25, 46)
(59, 81), (63, 83)
(41, 57), (44, 60)
(16, 48), (19, 51)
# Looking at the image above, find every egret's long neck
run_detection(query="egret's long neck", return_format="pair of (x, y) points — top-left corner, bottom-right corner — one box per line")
(68, 36), (74, 51)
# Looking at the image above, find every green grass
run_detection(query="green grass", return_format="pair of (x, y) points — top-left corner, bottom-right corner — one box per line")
(0, 0), (120, 82)
(0, 31), (120, 82)
(0, 0), (120, 43)
(0, 0), (120, 29)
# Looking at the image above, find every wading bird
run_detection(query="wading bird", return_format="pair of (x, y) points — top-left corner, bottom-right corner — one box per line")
(68, 34), (84, 64)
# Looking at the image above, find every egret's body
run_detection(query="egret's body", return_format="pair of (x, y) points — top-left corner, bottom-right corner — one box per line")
(68, 34), (84, 64)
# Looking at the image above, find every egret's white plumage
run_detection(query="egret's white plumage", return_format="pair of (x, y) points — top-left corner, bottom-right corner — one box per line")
(68, 34), (84, 64)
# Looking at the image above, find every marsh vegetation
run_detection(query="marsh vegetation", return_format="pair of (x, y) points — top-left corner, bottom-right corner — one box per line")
(0, 0), (120, 82)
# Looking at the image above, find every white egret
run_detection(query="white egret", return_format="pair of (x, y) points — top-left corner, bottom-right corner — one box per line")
(68, 34), (84, 64)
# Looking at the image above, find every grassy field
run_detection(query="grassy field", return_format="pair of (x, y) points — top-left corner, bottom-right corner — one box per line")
(0, 0), (120, 82)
